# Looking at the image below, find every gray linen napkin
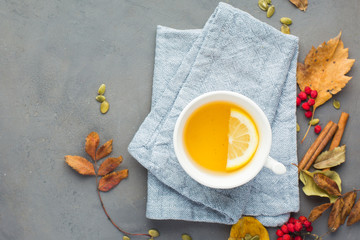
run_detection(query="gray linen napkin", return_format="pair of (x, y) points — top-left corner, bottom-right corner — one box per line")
(128, 3), (299, 226)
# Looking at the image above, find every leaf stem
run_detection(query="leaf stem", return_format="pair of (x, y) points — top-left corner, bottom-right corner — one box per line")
(301, 108), (316, 143)
(94, 159), (151, 238)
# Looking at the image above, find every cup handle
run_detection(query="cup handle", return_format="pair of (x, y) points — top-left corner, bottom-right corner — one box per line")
(264, 156), (287, 175)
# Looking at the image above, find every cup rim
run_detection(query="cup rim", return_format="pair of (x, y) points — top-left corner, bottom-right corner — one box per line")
(173, 91), (272, 189)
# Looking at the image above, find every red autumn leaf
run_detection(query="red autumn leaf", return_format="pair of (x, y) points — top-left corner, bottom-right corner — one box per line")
(85, 132), (100, 161)
(98, 169), (128, 192)
(98, 156), (123, 176)
(65, 155), (95, 175)
(96, 139), (113, 161)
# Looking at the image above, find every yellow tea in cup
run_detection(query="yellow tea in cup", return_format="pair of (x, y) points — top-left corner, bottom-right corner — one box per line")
(183, 101), (259, 172)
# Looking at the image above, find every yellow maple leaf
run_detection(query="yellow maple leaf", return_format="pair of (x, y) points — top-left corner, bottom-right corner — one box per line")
(228, 216), (269, 240)
(297, 32), (355, 110)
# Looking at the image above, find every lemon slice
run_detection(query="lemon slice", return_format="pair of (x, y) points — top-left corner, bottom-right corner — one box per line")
(226, 108), (259, 171)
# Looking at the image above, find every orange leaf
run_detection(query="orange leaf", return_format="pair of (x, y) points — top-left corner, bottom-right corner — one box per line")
(96, 139), (113, 161)
(289, 0), (308, 11)
(65, 155), (95, 175)
(98, 156), (123, 176)
(297, 32), (355, 109)
(98, 169), (128, 192)
(85, 132), (100, 161)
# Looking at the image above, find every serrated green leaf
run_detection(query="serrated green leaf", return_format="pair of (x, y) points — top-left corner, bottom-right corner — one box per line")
(299, 170), (342, 203)
(314, 145), (346, 169)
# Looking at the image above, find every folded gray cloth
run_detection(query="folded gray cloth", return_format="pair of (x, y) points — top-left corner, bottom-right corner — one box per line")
(128, 2), (299, 226)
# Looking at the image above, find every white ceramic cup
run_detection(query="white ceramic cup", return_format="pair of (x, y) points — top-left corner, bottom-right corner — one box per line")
(173, 91), (286, 189)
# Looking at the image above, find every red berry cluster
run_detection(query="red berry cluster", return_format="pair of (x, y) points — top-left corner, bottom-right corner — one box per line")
(276, 216), (313, 240)
(296, 86), (321, 134)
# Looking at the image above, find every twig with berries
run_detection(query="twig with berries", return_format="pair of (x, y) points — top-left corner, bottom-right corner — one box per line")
(276, 216), (321, 240)
(297, 86), (320, 142)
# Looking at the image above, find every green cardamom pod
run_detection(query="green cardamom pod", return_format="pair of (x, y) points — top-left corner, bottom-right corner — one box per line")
(280, 17), (292, 25)
(267, 5), (275, 18)
(333, 99), (340, 109)
(95, 95), (106, 103)
(181, 234), (192, 240)
(98, 84), (106, 95)
(309, 118), (320, 126)
(244, 234), (252, 240)
(100, 101), (109, 114)
(258, 0), (268, 11)
(281, 24), (290, 34)
(266, 0), (272, 4)
(123, 236), (130, 240)
(148, 229), (160, 238)
(296, 123), (300, 132)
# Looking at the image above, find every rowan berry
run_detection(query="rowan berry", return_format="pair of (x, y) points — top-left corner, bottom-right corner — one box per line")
(298, 92), (307, 101)
(302, 102), (310, 111)
(294, 221), (303, 232)
(304, 220), (311, 228)
(314, 125), (321, 134)
(310, 90), (318, 98)
(282, 234), (291, 240)
(298, 216), (307, 223)
(287, 223), (295, 232)
(281, 224), (289, 234)
(307, 98), (315, 106)
(276, 229), (284, 237)
(304, 86), (312, 95)
(288, 217), (296, 224)
(277, 238), (283, 240)
(305, 111), (312, 118)
(294, 236), (303, 240)
(306, 225), (313, 232)
(296, 97), (301, 106)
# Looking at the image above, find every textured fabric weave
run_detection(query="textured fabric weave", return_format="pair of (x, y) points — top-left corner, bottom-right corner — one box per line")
(128, 3), (299, 226)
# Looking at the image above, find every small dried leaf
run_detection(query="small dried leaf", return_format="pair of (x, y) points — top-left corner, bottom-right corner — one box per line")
(308, 202), (333, 222)
(228, 217), (269, 240)
(98, 169), (128, 192)
(340, 191), (357, 225)
(289, 0), (308, 11)
(347, 197), (360, 226)
(313, 173), (342, 197)
(96, 139), (113, 160)
(314, 145), (346, 169)
(98, 156), (123, 176)
(85, 132), (100, 161)
(328, 197), (344, 232)
(65, 155), (95, 175)
(299, 170), (342, 203)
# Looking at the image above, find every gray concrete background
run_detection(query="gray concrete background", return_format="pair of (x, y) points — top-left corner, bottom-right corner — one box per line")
(0, 0), (359, 239)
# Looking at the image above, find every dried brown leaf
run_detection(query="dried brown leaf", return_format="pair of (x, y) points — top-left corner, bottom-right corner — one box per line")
(328, 197), (344, 232)
(85, 132), (100, 161)
(65, 155), (95, 175)
(340, 191), (357, 225)
(297, 32), (355, 109)
(98, 156), (123, 176)
(289, 0), (308, 11)
(314, 145), (346, 169)
(96, 139), (113, 161)
(98, 169), (128, 192)
(347, 198), (360, 226)
(308, 202), (333, 222)
(313, 173), (342, 197)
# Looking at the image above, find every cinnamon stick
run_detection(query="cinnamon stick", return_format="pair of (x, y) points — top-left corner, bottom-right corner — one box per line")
(304, 123), (338, 170)
(298, 121), (334, 171)
(329, 112), (349, 150)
